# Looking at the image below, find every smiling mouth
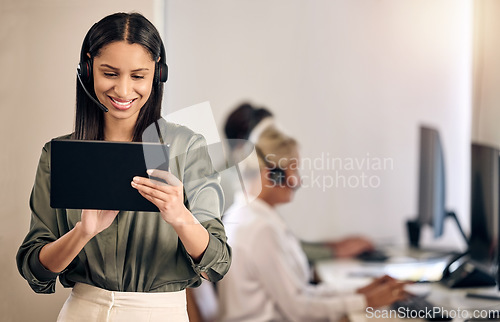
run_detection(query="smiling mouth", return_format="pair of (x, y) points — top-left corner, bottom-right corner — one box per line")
(108, 96), (137, 110)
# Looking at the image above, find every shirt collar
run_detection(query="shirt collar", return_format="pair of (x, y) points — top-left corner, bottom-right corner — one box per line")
(250, 198), (289, 231)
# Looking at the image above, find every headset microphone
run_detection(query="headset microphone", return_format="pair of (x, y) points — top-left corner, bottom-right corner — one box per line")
(76, 64), (109, 113)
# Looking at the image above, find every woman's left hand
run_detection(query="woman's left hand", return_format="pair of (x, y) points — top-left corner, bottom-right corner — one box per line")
(131, 169), (190, 225)
(328, 236), (375, 258)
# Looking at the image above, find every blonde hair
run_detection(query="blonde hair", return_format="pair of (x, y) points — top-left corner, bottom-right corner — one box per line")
(255, 125), (298, 170)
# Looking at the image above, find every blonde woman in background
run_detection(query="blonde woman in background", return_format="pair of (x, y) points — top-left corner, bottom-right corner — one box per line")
(223, 103), (375, 262)
(217, 124), (406, 321)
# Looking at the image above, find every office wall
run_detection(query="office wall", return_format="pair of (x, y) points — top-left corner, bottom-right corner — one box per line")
(472, 0), (500, 148)
(164, 0), (473, 248)
(0, 1), (156, 321)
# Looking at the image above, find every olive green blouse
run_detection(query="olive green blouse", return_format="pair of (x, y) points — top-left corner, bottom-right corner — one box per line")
(16, 122), (231, 294)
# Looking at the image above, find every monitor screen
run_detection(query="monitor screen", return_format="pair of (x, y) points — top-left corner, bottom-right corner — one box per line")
(469, 143), (499, 265)
(417, 126), (447, 238)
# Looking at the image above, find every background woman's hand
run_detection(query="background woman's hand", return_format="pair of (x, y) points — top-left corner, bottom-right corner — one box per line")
(328, 236), (375, 258)
(357, 275), (407, 308)
(80, 209), (120, 237)
(131, 169), (190, 225)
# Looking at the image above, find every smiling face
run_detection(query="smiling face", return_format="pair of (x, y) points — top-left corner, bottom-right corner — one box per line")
(92, 41), (156, 127)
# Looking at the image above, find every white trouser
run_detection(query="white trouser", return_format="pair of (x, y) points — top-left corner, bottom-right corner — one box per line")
(57, 283), (188, 322)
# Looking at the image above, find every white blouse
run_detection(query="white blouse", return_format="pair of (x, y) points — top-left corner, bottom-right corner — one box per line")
(217, 198), (366, 321)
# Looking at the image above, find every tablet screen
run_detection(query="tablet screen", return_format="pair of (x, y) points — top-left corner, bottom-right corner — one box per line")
(50, 139), (169, 212)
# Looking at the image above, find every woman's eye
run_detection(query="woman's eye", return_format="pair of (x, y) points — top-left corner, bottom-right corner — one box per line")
(104, 73), (117, 77)
(132, 75), (145, 79)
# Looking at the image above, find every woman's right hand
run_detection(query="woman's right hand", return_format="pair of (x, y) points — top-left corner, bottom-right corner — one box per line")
(357, 275), (407, 308)
(80, 209), (119, 237)
(39, 209), (119, 273)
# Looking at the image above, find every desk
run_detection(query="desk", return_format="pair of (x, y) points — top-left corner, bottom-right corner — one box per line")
(315, 258), (500, 322)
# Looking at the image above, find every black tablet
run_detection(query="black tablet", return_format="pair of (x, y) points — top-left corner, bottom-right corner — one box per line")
(50, 139), (169, 212)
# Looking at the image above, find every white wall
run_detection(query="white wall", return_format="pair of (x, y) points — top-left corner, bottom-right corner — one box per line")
(0, 1), (156, 321)
(164, 0), (473, 248)
(472, 0), (500, 148)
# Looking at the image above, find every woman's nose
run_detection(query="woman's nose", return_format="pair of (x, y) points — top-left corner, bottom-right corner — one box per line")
(114, 76), (133, 98)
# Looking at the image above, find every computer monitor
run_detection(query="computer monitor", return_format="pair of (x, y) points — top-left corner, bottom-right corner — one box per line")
(417, 126), (447, 237)
(439, 143), (499, 290)
(469, 143), (499, 265)
(407, 126), (467, 248)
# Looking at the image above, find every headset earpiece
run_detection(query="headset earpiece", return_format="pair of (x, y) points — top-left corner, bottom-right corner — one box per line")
(76, 57), (109, 112)
(255, 147), (287, 186)
(155, 62), (168, 85)
(268, 167), (287, 186)
(77, 58), (93, 83)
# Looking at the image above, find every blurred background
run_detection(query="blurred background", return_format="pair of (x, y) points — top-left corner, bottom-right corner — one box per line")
(1, 0), (500, 320)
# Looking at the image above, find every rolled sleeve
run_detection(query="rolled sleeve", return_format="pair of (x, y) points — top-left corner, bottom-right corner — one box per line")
(28, 246), (59, 282)
(17, 244), (58, 294)
(175, 131), (232, 282)
(16, 142), (64, 294)
(186, 232), (232, 282)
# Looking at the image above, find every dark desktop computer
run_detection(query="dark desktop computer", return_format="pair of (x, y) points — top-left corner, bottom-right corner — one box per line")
(469, 143), (499, 266)
(453, 143), (500, 317)
(440, 143), (499, 289)
(449, 142), (499, 289)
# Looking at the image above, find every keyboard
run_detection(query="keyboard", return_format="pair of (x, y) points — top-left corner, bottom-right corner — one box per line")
(356, 249), (389, 262)
(391, 295), (452, 321)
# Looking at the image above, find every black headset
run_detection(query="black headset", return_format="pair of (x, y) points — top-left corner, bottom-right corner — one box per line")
(255, 146), (287, 186)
